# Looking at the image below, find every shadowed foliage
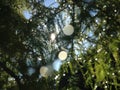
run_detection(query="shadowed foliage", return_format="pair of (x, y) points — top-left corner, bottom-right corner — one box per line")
(0, 0), (120, 90)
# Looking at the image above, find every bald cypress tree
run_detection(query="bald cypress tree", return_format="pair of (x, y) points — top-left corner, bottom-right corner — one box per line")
(0, 0), (120, 90)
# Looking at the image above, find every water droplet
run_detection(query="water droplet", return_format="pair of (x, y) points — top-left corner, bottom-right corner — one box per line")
(112, 73), (115, 76)
(63, 74), (66, 76)
(114, 10), (117, 12)
(103, 28), (106, 31)
(92, 75), (95, 77)
(107, 72), (110, 75)
(38, 57), (42, 61)
(103, 20), (107, 24)
(55, 75), (59, 80)
(118, 70), (120, 73)
(103, 5), (107, 8)
(97, 48), (102, 53)
(50, 33), (56, 41)
(105, 81), (108, 83)
(95, 58), (98, 61)
(95, 85), (98, 89)
(104, 85), (108, 88)
(58, 51), (68, 61)
(63, 25), (74, 36)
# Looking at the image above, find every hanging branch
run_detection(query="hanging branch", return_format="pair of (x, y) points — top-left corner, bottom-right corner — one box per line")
(71, 2), (75, 57)
(0, 61), (22, 90)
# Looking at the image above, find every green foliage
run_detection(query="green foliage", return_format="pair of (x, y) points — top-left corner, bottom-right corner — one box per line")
(0, 0), (120, 90)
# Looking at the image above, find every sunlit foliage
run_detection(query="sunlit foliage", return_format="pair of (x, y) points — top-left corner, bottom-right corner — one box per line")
(0, 0), (120, 90)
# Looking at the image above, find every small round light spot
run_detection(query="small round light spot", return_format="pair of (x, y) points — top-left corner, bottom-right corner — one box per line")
(50, 33), (56, 41)
(63, 74), (66, 76)
(40, 66), (48, 77)
(58, 51), (68, 61)
(63, 25), (74, 36)
(104, 85), (108, 88)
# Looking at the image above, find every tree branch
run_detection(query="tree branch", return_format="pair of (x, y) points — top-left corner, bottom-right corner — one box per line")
(0, 61), (21, 89)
